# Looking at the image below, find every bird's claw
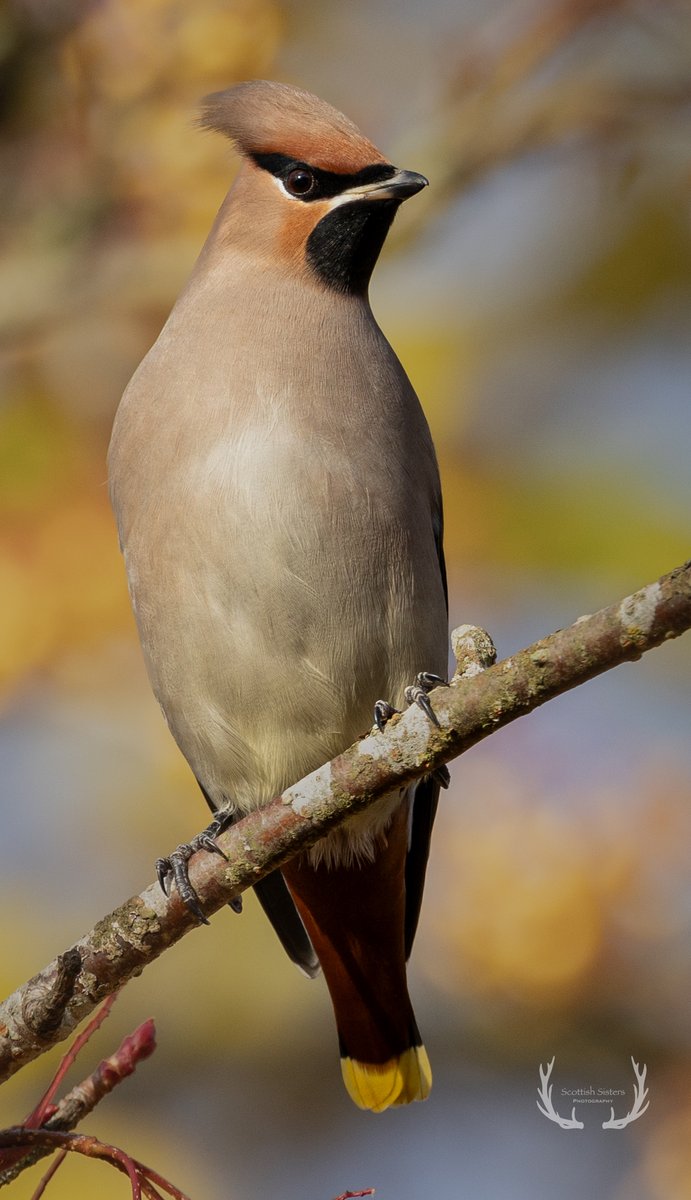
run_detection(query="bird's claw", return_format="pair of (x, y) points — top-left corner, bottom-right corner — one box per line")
(376, 673), (448, 732)
(155, 807), (237, 926)
(404, 671), (447, 728)
(405, 686), (439, 727)
(415, 671), (447, 691)
(373, 699), (399, 732)
(196, 831), (229, 858)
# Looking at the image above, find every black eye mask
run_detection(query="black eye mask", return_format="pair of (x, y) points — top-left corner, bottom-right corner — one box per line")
(251, 153), (397, 201)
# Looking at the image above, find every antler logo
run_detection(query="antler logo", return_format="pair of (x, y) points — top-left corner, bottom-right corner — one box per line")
(601, 1060), (649, 1130)
(537, 1058), (584, 1129)
(537, 1057), (649, 1130)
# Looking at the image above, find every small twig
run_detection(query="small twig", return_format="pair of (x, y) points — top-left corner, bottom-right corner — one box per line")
(26, 991), (120, 1129)
(30, 1150), (67, 1200)
(0, 1128), (190, 1200)
(0, 1002), (156, 1187)
(0, 1130), (142, 1196)
(46, 1017), (156, 1133)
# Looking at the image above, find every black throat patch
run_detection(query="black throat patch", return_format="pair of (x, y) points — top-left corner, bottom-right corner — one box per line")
(305, 201), (398, 295)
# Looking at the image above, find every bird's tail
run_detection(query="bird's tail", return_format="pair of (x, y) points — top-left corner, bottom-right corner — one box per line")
(282, 803), (431, 1113)
(340, 1034), (432, 1113)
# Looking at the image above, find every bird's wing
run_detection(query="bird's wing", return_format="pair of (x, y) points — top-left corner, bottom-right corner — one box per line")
(404, 512), (448, 960)
(198, 780), (320, 978)
(404, 776), (440, 960)
(254, 870), (321, 978)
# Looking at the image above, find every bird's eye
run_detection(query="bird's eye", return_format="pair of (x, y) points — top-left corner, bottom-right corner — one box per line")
(285, 167), (315, 197)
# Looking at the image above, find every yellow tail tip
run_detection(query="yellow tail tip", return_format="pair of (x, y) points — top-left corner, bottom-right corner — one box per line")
(341, 1045), (432, 1113)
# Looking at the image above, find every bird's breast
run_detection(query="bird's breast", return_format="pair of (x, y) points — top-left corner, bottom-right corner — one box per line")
(109, 294), (447, 811)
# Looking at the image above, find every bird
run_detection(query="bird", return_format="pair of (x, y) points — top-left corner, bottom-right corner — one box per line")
(108, 79), (448, 1113)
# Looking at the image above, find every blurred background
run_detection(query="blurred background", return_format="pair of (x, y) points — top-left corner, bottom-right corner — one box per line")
(1, 0), (690, 1196)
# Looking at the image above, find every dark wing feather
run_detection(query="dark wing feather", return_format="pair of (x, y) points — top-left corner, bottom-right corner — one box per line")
(255, 870), (321, 978)
(404, 508), (448, 960)
(198, 780), (320, 978)
(404, 774), (440, 958)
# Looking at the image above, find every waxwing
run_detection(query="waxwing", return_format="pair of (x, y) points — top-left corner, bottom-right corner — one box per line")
(108, 80), (448, 1112)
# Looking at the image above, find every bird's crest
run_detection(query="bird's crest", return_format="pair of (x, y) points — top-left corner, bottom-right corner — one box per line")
(199, 80), (387, 174)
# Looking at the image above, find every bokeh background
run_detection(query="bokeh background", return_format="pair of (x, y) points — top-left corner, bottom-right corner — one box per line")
(1, 0), (690, 1196)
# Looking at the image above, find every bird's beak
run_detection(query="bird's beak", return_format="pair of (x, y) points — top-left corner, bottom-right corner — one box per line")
(342, 168), (429, 203)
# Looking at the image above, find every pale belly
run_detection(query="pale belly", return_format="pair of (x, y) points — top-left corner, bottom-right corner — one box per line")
(122, 420), (447, 819)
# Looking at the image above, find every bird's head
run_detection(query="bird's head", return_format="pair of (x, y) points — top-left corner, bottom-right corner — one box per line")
(199, 80), (428, 296)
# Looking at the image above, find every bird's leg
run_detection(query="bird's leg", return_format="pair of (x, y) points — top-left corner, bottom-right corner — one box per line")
(155, 806), (238, 926)
(374, 673), (451, 789)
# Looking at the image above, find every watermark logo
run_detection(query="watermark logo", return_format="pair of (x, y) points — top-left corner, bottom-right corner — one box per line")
(537, 1056), (649, 1130)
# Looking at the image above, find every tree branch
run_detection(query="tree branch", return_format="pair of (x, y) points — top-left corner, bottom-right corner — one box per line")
(1, 561), (689, 1085)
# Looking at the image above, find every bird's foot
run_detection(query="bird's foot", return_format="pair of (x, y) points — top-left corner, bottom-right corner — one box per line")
(374, 674), (450, 789)
(375, 672), (447, 732)
(155, 807), (237, 926)
(404, 671), (447, 728)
